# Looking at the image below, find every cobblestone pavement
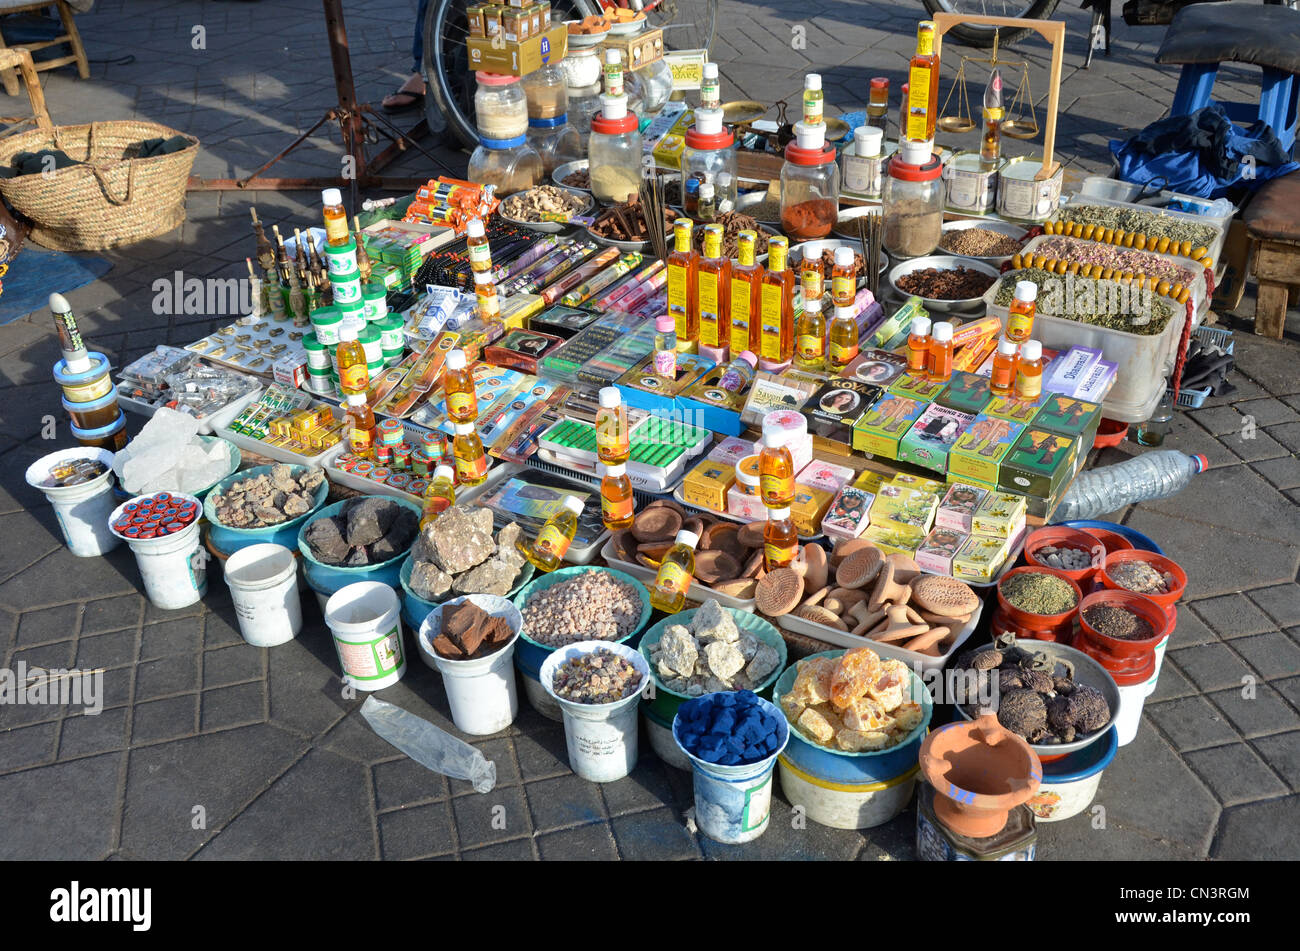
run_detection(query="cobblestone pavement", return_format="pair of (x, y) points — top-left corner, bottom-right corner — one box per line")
(0, 0), (1296, 860)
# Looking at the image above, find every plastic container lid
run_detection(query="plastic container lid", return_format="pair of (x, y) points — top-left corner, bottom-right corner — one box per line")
(446, 348), (467, 370)
(911, 315), (932, 336)
(656, 314), (675, 332)
(685, 108), (733, 149)
(61, 385), (118, 415)
(1014, 280), (1038, 303)
(467, 219), (485, 238)
(703, 62), (718, 79)
(479, 133), (529, 149)
(675, 529), (700, 548)
(793, 120), (825, 151)
(599, 385), (621, 408)
(1021, 339), (1042, 361)
(736, 350), (757, 368)
(529, 113), (569, 128)
(477, 71), (520, 85)
(312, 306), (341, 324)
(735, 455), (760, 486)
(932, 321), (953, 343)
(601, 93), (627, 119)
(70, 411), (126, 439)
(346, 392), (367, 407)
(322, 187), (343, 205)
(870, 77), (888, 91)
(53, 352), (110, 386)
(592, 95), (637, 134)
(433, 465), (454, 481)
(834, 246), (854, 266)
(854, 126), (883, 157)
(997, 337), (1018, 356)
(803, 296), (822, 312)
(888, 144), (943, 182)
(767, 506), (791, 520)
(454, 421), (476, 435)
(561, 495), (585, 516)
(699, 182), (715, 199)
(805, 73), (822, 91)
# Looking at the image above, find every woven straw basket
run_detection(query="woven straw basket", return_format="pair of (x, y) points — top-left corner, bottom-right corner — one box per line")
(0, 120), (198, 251)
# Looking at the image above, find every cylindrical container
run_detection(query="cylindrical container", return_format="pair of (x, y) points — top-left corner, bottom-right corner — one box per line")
(527, 114), (583, 176)
(997, 155), (1064, 223)
(338, 304), (367, 329)
(367, 357), (385, 379)
(629, 57), (674, 116)
(780, 121), (839, 240)
(567, 82), (603, 148)
(305, 366), (333, 395)
(25, 447), (120, 557)
(540, 640), (650, 783)
(522, 62), (568, 119)
(672, 695), (790, 844)
(1111, 669), (1147, 747)
(418, 594), (524, 735)
(1075, 589), (1167, 681)
(1076, 526), (1134, 557)
(324, 238), (359, 276)
(467, 135), (544, 196)
(588, 95), (642, 204)
(297, 498), (422, 602)
(310, 306), (342, 345)
(323, 581), (407, 691)
(71, 412), (129, 451)
(223, 542), (302, 647)
(475, 71), (530, 140)
(331, 272), (364, 306)
(841, 125), (884, 199)
(778, 759), (919, 831)
(993, 566), (1082, 643)
(109, 494), (206, 609)
(1028, 727), (1118, 822)
(883, 139), (944, 258)
(944, 150), (1003, 215)
(359, 324), (383, 362)
(377, 315), (405, 352)
(362, 284), (388, 322)
(303, 332), (331, 370)
(204, 463), (328, 555)
(61, 386), (121, 431)
(53, 351), (114, 403)
(383, 348), (405, 367)
(1022, 525), (1105, 586)
(680, 108), (737, 214)
(1098, 550), (1187, 612)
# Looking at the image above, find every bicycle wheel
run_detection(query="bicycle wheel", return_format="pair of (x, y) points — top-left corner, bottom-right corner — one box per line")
(425, 0), (601, 151)
(644, 0), (717, 53)
(919, 0), (1061, 47)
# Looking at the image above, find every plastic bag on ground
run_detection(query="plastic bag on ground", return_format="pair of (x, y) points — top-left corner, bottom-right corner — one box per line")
(360, 695), (497, 794)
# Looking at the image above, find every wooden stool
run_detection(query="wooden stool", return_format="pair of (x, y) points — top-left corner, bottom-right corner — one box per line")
(1243, 170), (1300, 338)
(0, 46), (52, 137)
(0, 0), (88, 96)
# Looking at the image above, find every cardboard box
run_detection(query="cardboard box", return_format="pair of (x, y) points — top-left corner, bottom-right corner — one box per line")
(662, 49), (708, 90)
(651, 108), (694, 170)
(869, 483), (938, 537)
(853, 468), (887, 494)
(952, 534), (1009, 583)
(681, 458), (735, 511)
(936, 370), (994, 416)
(947, 413), (1025, 485)
(727, 481), (765, 521)
(679, 367), (746, 437)
(862, 524), (922, 556)
(916, 527), (969, 576)
(971, 491), (1029, 539)
(708, 436), (754, 468)
(790, 484), (835, 536)
(740, 371), (816, 428)
(821, 484), (875, 540)
(529, 305), (600, 339)
(852, 391), (929, 459)
(897, 404), (975, 473)
(804, 378), (881, 453)
(935, 482), (988, 534)
(501, 8), (531, 41)
(798, 458), (855, 494)
(890, 473), (946, 494)
(602, 26), (664, 70)
(617, 351), (714, 401)
(840, 348), (908, 387)
(1032, 393), (1102, 442)
(466, 24), (567, 76)
(887, 371), (947, 403)
(984, 390), (1048, 425)
(484, 328), (564, 374)
(999, 429), (1079, 499)
(1044, 346), (1102, 395)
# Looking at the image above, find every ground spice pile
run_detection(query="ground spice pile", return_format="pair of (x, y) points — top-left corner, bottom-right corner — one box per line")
(1001, 572), (1078, 615)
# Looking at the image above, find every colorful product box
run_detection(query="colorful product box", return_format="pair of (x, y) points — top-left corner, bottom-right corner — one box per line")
(797, 458), (855, 494)
(1032, 392), (1103, 441)
(708, 436), (755, 467)
(682, 458), (736, 511)
(947, 414), (1025, 485)
(852, 392), (929, 459)
(484, 328), (564, 374)
(740, 371), (817, 428)
(840, 348), (908, 387)
(617, 351), (714, 398)
(869, 483), (939, 537)
(1074, 359), (1117, 403)
(727, 480), (765, 521)
(971, 491), (1029, 539)
(1045, 345), (1102, 395)
(852, 468), (887, 494)
(952, 533), (1010, 583)
(936, 371), (994, 416)
(821, 484), (875, 540)
(915, 527), (970, 576)
(804, 379), (882, 452)
(935, 482), (989, 534)
(530, 305), (600, 339)
(984, 389), (1049, 425)
(897, 404), (976, 473)
(999, 429), (1079, 499)
(887, 371), (947, 403)
(790, 484), (835, 537)
(861, 524), (922, 556)
(681, 367), (747, 413)
(890, 473), (946, 494)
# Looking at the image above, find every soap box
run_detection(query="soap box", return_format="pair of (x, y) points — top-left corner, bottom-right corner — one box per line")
(852, 391), (929, 459)
(840, 348), (908, 387)
(1074, 359), (1116, 403)
(952, 533), (1010, 583)
(708, 436), (754, 467)
(935, 482), (989, 534)
(740, 371), (816, 427)
(617, 351), (714, 398)
(727, 480), (766, 521)
(682, 458), (735, 511)
(530, 305), (601, 339)
(820, 484), (875, 540)
(861, 524), (922, 556)
(1032, 392), (1102, 441)
(804, 379), (882, 453)
(984, 390), (1049, 425)
(869, 483), (939, 536)
(935, 371), (994, 416)
(853, 468), (887, 494)
(897, 403), (975, 473)
(971, 490), (1029, 539)
(915, 527), (970, 576)
(798, 458), (855, 494)
(790, 484), (834, 536)
(890, 473), (946, 494)
(1045, 345), (1102, 395)
(887, 371), (947, 403)
(999, 429), (1079, 499)
(484, 328), (564, 374)
(947, 413), (1025, 485)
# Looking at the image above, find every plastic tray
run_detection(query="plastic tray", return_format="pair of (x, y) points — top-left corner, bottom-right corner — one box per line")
(324, 455), (519, 507)
(1056, 193), (1228, 282)
(214, 403), (348, 467)
(776, 600), (981, 675)
(598, 536), (758, 612)
(1167, 325), (1235, 409)
(534, 446), (690, 495)
(117, 384), (263, 436)
(473, 468), (610, 566)
(669, 484), (829, 544)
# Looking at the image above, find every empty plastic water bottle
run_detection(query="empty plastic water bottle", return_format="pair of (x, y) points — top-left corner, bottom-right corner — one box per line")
(1052, 451), (1208, 522)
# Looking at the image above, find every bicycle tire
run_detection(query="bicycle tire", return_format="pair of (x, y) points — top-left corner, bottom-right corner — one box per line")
(649, 0), (718, 53)
(425, 0), (601, 152)
(919, 0), (1062, 47)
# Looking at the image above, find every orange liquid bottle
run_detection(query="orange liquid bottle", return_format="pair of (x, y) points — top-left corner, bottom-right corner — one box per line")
(990, 337), (1019, 396)
(906, 314), (932, 373)
(906, 21), (939, 142)
(466, 217), (493, 274)
(763, 506), (799, 571)
(758, 425), (795, 508)
(800, 250), (823, 305)
(420, 465), (457, 529)
(794, 297), (826, 371)
(600, 462), (635, 530)
(830, 246), (857, 307)
(452, 421), (489, 486)
(321, 187), (349, 247)
(473, 269), (500, 322)
(344, 393), (376, 455)
(758, 237), (794, 365)
(926, 320), (954, 383)
(827, 304), (859, 373)
(1005, 280), (1038, 343)
(1015, 339), (1044, 399)
(335, 322), (369, 397)
(729, 230), (765, 354)
(666, 218), (699, 351)
(595, 386), (630, 464)
(697, 224), (732, 351)
(442, 348), (478, 423)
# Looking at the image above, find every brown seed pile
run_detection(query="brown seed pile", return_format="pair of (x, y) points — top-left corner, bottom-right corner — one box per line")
(1083, 603), (1155, 640)
(939, 228), (1023, 257)
(521, 570), (643, 646)
(896, 266), (996, 301)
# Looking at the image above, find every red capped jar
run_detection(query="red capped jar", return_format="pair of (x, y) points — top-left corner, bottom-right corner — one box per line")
(681, 107), (736, 216)
(780, 120), (839, 240)
(882, 138), (943, 258)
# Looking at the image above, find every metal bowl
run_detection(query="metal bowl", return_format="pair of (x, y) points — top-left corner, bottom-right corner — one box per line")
(831, 203), (882, 239)
(733, 190), (781, 228)
(887, 254), (1000, 313)
(551, 159), (590, 193)
(937, 219), (1029, 267)
(791, 237), (890, 277)
(955, 639), (1122, 760)
(564, 23), (611, 47)
(607, 14), (646, 35)
(581, 216), (651, 252)
(498, 186), (593, 234)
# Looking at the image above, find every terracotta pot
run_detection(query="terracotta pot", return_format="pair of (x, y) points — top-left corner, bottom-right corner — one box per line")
(1075, 590), (1166, 682)
(1099, 550), (1187, 612)
(995, 567), (1082, 643)
(1092, 418), (1128, 449)
(1023, 525), (1105, 585)
(1077, 527), (1133, 557)
(919, 712), (1042, 839)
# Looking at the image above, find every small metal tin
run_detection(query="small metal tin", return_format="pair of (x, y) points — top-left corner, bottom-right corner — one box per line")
(997, 155), (1063, 223)
(944, 150), (1002, 215)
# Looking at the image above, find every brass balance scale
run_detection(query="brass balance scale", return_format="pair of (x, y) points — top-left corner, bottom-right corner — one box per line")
(936, 29), (1039, 140)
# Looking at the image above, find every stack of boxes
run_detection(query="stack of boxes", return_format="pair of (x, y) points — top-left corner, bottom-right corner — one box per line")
(465, 0), (566, 76)
(228, 387), (346, 458)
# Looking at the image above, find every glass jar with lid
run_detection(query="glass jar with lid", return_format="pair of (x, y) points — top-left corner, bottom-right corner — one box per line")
(562, 47), (603, 92)
(680, 107), (736, 217)
(882, 138), (943, 258)
(521, 63), (568, 120)
(474, 72), (529, 141)
(779, 120), (839, 241)
(588, 94), (643, 203)
(467, 135), (543, 196)
(628, 57), (673, 116)
(567, 81), (603, 152)
(527, 113), (583, 176)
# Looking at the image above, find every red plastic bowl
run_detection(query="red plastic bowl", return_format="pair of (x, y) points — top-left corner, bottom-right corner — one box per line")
(1093, 418), (1128, 449)
(996, 566), (1083, 642)
(1078, 527), (1134, 557)
(1099, 550), (1187, 611)
(1023, 525), (1106, 585)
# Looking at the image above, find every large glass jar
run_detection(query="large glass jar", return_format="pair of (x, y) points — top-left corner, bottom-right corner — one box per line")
(628, 57), (673, 116)
(561, 47), (602, 92)
(474, 72), (528, 141)
(588, 94), (643, 203)
(567, 82), (603, 153)
(680, 107), (736, 217)
(467, 135), (543, 196)
(527, 114), (583, 177)
(882, 138), (943, 258)
(779, 120), (839, 241)
(521, 63), (568, 120)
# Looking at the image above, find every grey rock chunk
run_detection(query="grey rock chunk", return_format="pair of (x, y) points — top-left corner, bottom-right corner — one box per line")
(415, 505), (496, 574)
(344, 497), (397, 548)
(344, 546), (370, 567)
(453, 558), (520, 596)
(495, 522), (527, 568)
(368, 507), (419, 563)
(409, 562), (454, 601)
(304, 515), (351, 565)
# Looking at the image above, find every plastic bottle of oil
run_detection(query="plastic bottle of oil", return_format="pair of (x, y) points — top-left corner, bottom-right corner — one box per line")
(466, 218), (493, 274)
(344, 393), (376, 455)
(794, 296), (826, 371)
(729, 231), (764, 354)
(474, 269), (501, 322)
(759, 425), (795, 508)
(442, 348), (478, 422)
(666, 218), (699, 352)
(1014, 339), (1043, 399)
(322, 187), (349, 246)
(420, 465), (457, 528)
(654, 314), (678, 378)
(452, 421), (490, 486)
(758, 236), (794, 365)
(828, 304), (860, 372)
(600, 462), (635, 530)
(763, 506), (799, 571)
(595, 386), (630, 463)
(1005, 281), (1038, 343)
(650, 529), (699, 613)
(831, 246), (857, 307)
(519, 495), (585, 572)
(697, 223), (731, 350)
(906, 314), (932, 374)
(802, 73), (824, 126)
(989, 337), (1019, 396)
(336, 322), (370, 397)
(926, 320), (954, 383)
(800, 249), (823, 304)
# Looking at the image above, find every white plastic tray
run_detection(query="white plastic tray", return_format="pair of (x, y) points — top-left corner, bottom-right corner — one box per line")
(669, 484), (829, 544)
(324, 455), (518, 506)
(117, 385), (263, 436)
(535, 446), (689, 494)
(776, 600), (981, 675)
(599, 536), (758, 612)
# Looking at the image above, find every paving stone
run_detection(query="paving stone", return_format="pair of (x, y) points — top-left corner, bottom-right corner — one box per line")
(137, 654), (200, 702)
(0, 752), (122, 859)
(1246, 584), (1300, 628)
(201, 603), (247, 651)
(372, 756), (449, 811)
(1213, 796), (1300, 859)
(1251, 731), (1300, 792)
(266, 638), (351, 739)
(1251, 455), (1300, 491)
(59, 708), (129, 759)
(450, 784), (528, 847)
(142, 597), (206, 626)
(0, 719), (59, 772)
(1160, 413), (1239, 469)
(139, 616), (203, 659)
(74, 628), (138, 671)
(1190, 593), (1279, 638)
(1208, 684), (1300, 737)
(81, 593), (143, 637)
(511, 714), (571, 781)
(1170, 642), (1255, 692)
(195, 748), (374, 860)
(1145, 463), (1300, 549)
(1229, 631), (1300, 681)
(1270, 422), (1300, 453)
(378, 801), (457, 859)
(1146, 695), (1240, 751)
(200, 681), (266, 732)
(1190, 404), (1243, 436)
(10, 639), (77, 671)
(599, 757), (681, 816)
(611, 806), (701, 860)
(1184, 743), (1288, 804)
(202, 644), (264, 688)
(1225, 427), (1288, 462)
(1235, 398), (1299, 427)
(130, 694), (197, 745)
(0, 545), (140, 614)
(1148, 657), (1198, 702)
(525, 773), (607, 832)
(1125, 509), (1300, 597)
(461, 837), (536, 860)
(16, 605), (81, 647)
(537, 822), (620, 860)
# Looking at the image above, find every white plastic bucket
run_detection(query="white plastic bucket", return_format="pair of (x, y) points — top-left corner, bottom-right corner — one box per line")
(223, 543), (302, 647)
(1145, 631), (1172, 697)
(324, 582), (407, 691)
(777, 759), (918, 830)
(26, 447), (120, 557)
(418, 594), (523, 736)
(673, 697), (790, 844)
(109, 495), (206, 609)
(540, 640), (649, 783)
(1113, 679), (1144, 747)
